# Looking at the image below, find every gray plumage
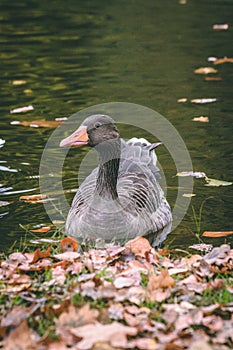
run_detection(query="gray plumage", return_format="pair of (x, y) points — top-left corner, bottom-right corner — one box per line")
(60, 114), (172, 246)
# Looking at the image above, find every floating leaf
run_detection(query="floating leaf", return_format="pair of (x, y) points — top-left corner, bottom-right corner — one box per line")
(194, 67), (218, 74)
(11, 80), (27, 86)
(192, 116), (209, 123)
(177, 98), (187, 103)
(176, 171), (206, 178)
(0, 200), (13, 207)
(204, 177), (232, 187)
(10, 105), (34, 114)
(212, 24), (229, 30)
(202, 231), (233, 238)
(30, 226), (51, 233)
(204, 76), (222, 81)
(11, 118), (64, 128)
(208, 57), (217, 62)
(213, 57), (233, 65)
(191, 98), (217, 104)
(20, 194), (47, 203)
(182, 193), (196, 198)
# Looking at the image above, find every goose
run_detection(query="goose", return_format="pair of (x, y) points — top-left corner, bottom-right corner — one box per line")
(60, 114), (172, 246)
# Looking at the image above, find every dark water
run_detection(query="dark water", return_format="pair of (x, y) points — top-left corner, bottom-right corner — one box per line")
(0, 0), (232, 251)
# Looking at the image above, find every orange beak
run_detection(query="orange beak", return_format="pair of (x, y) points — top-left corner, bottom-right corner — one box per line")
(60, 125), (89, 147)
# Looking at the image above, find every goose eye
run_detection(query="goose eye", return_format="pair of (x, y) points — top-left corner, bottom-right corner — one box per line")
(94, 122), (102, 129)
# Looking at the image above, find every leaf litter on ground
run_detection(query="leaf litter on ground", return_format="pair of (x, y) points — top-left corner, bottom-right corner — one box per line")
(0, 236), (233, 350)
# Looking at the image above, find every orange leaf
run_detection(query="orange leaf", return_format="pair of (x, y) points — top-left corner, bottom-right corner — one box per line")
(60, 237), (79, 252)
(13, 118), (65, 128)
(30, 246), (51, 264)
(30, 226), (51, 233)
(202, 231), (233, 238)
(213, 57), (233, 65)
(147, 270), (175, 291)
(125, 237), (152, 257)
(204, 76), (222, 81)
(20, 194), (47, 203)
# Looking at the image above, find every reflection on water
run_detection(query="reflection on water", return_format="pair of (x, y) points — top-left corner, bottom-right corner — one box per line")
(0, 0), (232, 250)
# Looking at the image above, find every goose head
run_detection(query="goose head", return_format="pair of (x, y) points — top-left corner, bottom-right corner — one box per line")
(60, 114), (120, 148)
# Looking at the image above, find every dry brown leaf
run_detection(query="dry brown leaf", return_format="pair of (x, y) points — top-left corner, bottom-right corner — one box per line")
(182, 193), (196, 198)
(192, 116), (209, 123)
(147, 270), (175, 291)
(30, 246), (51, 264)
(60, 237), (79, 252)
(10, 105), (34, 114)
(194, 67), (218, 74)
(202, 231), (233, 238)
(54, 251), (80, 262)
(212, 24), (229, 30)
(30, 226), (51, 233)
(11, 80), (27, 86)
(19, 194), (47, 203)
(177, 98), (187, 103)
(12, 118), (64, 128)
(213, 57), (233, 65)
(1, 305), (31, 328)
(70, 321), (137, 349)
(57, 304), (98, 330)
(125, 236), (152, 257)
(204, 76), (222, 81)
(2, 320), (39, 350)
(0, 200), (13, 207)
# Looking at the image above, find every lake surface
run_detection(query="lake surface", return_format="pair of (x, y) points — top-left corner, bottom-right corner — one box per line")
(0, 0), (232, 251)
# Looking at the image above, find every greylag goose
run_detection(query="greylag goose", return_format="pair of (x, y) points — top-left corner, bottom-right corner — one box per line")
(60, 114), (172, 246)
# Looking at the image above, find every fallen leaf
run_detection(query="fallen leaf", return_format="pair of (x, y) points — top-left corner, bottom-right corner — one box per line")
(54, 251), (80, 262)
(1, 305), (31, 327)
(202, 231), (233, 238)
(194, 67), (218, 74)
(212, 24), (229, 30)
(192, 116), (209, 123)
(10, 105), (34, 114)
(189, 244), (213, 252)
(176, 171), (206, 178)
(147, 270), (175, 290)
(11, 80), (27, 86)
(60, 237), (79, 252)
(11, 118), (64, 128)
(204, 76), (222, 81)
(70, 322), (137, 349)
(114, 275), (141, 289)
(182, 193), (196, 198)
(2, 320), (39, 349)
(204, 177), (232, 187)
(125, 237), (152, 257)
(0, 200), (13, 207)
(56, 304), (99, 344)
(30, 246), (51, 264)
(188, 340), (213, 350)
(191, 98), (217, 104)
(20, 194), (47, 203)
(213, 57), (233, 65)
(30, 226), (51, 233)
(177, 98), (187, 103)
